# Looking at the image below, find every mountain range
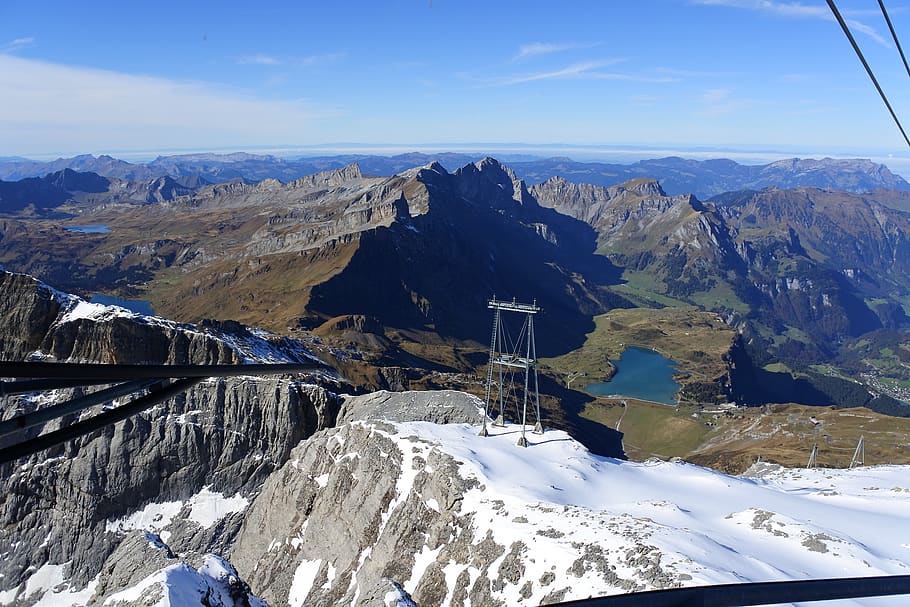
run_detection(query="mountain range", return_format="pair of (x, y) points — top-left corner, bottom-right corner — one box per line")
(2, 156), (909, 415)
(2, 152), (908, 199)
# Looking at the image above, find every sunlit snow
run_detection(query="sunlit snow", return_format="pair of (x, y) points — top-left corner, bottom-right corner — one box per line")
(374, 421), (910, 606)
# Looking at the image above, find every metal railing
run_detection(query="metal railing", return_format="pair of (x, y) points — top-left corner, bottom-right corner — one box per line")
(0, 360), (326, 464)
(556, 574), (910, 606)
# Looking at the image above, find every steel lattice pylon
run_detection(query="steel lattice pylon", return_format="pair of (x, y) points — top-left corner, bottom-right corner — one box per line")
(479, 296), (543, 447)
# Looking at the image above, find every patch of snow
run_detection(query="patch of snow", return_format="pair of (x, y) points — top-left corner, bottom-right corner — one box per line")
(187, 487), (249, 528)
(348, 547), (372, 607)
(313, 473), (330, 488)
(174, 409), (204, 425)
(59, 300), (130, 324)
(103, 563), (198, 606)
(0, 563), (93, 607)
(288, 559), (322, 607)
(24, 563), (66, 599)
(144, 532), (171, 552)
(32, 576), (98, 607)
(321, 562), (336, 590)
(425, 497), (440, 512)
(383, 580), (417, 607)
(102, 555), (265, 607)
(403, 544), (443, 594)
(105, 500), (183, 534)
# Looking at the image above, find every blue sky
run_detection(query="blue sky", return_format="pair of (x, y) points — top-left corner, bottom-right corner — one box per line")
(3, 0), (910, 166)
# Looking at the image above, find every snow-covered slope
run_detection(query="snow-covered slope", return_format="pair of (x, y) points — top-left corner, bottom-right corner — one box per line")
(234, 419), (910, 606)
(402, 422), (910, 592)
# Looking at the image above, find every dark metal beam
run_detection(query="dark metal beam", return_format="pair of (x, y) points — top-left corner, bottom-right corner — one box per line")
(0, 378), (125, 397)
(0, 361), (325, 381)
(555, 574), (910, 607)
(0, 379), (160, 438)
(0, 377), (204, 465)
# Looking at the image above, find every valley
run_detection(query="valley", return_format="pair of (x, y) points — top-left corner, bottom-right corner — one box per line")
(4, 154), (910, 419)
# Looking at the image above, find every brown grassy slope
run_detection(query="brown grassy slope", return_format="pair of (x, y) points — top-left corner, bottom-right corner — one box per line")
(582, 396), (910, 473)
(541, 307), (735, 390)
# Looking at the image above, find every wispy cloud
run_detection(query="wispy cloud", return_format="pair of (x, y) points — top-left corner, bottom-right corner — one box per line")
(698, 87), (758, 115)
(236, 52), (345, 67)
(297, 52), (345, 67)
(0, 55), (341, 155)
(702, 88), (732, 104)
(2, 37), (35, 53)
(844, 18), (890, 48)
(505, 60), (620, 84)
(237, 53), (280, 66)
(466, 60), (678, 87)
(693, 0), (891, 47)
(514, 42), (597, 61)
(655, 67), (740, 78)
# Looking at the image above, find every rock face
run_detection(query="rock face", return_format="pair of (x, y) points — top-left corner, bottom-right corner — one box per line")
(0, 272), (339, 603)
(338, 389), (484, 425)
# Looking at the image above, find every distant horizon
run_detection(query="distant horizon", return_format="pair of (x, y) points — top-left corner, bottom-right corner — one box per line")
(5, 143), (910, 180)
(5, 2), (910, 173)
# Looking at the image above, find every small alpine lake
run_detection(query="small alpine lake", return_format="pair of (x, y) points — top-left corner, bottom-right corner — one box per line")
(65, 224), (111, 234)
(90, 293), (155, 316)
(585, 346), (680, 405)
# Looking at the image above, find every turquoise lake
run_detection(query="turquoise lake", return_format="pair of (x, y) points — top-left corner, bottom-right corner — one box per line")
(585, 346), (680, 405)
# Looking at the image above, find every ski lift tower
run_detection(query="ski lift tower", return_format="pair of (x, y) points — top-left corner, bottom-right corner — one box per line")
(479, 296), (543, 447)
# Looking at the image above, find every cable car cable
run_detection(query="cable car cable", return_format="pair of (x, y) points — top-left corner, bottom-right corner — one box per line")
(826, 0), (910, 148)
(878, 0), (910, 79)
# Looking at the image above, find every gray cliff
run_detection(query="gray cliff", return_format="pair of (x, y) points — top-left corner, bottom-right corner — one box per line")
(0, 272), (339, 604)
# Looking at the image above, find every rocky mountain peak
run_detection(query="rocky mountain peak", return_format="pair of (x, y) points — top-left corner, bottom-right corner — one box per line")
(623, 177), (666, 198)
(288, 163), (363, 190)
(463, 157), (531, 205)
(757, 157), (909, 191)
(46, 168), (109, 193)
(474, 156), (519, 182)
(423, 160), (447, 174)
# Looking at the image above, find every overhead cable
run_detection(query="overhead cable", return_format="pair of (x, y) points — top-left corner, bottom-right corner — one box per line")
(878, 0), (910, 80)
(826, 0), (910, 148)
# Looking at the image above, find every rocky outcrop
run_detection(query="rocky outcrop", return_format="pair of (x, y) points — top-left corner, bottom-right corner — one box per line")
(0, 373), (338, 592)
(288, 164), (364, 190)
(339, 389), (483, 425)
(0, 273), (338, 602)
(0, 271), (64, 359)
(230, 421), (477, 606)
(92, 533), (267, 607)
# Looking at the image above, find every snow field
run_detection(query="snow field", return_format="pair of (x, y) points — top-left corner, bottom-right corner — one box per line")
(382, 421), (910, 606)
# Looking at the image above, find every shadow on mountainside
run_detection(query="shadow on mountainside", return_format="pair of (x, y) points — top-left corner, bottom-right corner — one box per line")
(537, 373), (626, 459)
(308, 161), (626, 358)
